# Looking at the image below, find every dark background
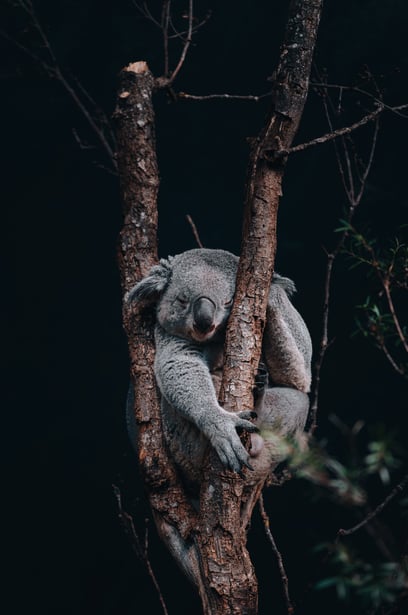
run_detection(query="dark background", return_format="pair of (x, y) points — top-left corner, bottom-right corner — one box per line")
(2, 1), (407, 613)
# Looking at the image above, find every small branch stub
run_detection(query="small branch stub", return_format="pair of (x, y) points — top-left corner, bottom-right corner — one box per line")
(125, 61), (149, 74)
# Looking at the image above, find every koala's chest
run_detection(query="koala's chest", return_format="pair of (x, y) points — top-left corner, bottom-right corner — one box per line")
(203, 343), (225, 397)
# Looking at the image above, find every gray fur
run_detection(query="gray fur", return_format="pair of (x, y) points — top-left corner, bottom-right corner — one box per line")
(126, 248), (312, 490)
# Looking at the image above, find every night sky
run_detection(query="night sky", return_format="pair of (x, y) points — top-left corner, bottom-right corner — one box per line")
(2, 1), (408, 613)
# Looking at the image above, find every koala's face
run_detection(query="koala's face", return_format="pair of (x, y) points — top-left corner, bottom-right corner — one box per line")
(157, 263), (236, 343)
(127, 249), (240, 343)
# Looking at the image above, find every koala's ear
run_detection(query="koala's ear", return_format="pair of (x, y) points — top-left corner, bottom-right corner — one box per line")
(272, 273), (297, 297)
(126, 257), (173, 304)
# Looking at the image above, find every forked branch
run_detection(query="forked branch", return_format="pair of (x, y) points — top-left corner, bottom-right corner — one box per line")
(115, 1), (323, 612)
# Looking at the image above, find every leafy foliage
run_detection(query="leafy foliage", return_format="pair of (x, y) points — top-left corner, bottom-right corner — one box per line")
(265, 409), (407, 611)
(338, 222), (408, 378)
(314, 543), (408, 609)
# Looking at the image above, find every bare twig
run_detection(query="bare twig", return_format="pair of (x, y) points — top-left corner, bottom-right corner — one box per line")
(168, 10), (212, 39)
(356, 117), (380, 203)
(383, 280), (408, 354)
(57, 73), (117, 166)
(308, 68), (381, 431)
(168, 0), (193, 84)
(280, 106), (382, 156)
(4, 0), (117, 169)
(376, 340), (406, 377)
(112, 485), (169, 615)
(312, 81), (408, 119)
(178, 91), (271, 102)
(132, 1), (162, 27)
(161, 0), (171, 77)
(136, 0), (207, 90)
(259, 494), (294, 614)
(337, 473), (408, 538)
(186, 214), (204, 248)
(308, 252), (335, 431)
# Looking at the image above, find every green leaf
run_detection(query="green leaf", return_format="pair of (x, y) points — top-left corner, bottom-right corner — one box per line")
(315, 577), (339, 590)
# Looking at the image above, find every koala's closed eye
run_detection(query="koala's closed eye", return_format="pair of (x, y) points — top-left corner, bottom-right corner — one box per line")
(177, 296), (189, 307)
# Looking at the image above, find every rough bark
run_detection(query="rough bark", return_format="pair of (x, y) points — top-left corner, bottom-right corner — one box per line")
(198, 2), (323, 613)
(113, 62), (201, 587)
(115, 0), (323, 612)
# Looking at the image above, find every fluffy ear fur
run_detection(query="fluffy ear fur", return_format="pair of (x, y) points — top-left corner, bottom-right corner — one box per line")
(126, 257), (173, 304)
(272, 273), (297, 297)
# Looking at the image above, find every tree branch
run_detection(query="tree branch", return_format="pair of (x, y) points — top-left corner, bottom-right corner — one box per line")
(113, 61), (201, 588)
(197, 2), (323, 612)
(112, 484), (169, 615)
(178, 91), (271, 102)
(337, 473), (408, 538)
(280, 106), (382, 156)
(259, 494), (294, 614)
(168, 0), (193, 84)
(186, 214), (204, 248)
(308, 73), (381, 431)
(5, 0), (116, 169)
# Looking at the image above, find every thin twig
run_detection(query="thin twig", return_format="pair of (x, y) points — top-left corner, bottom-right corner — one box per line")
(337, 473), (408, 538)
(161, 0), (171, 77)
(308, 69), (381, 431)
(259, 494), (294, 614)
(178, 91), (271, 102)
(112, 484), (169, 615)
(376, 339), (406, 377)
(322, 86), (354, 201)
(355, 115), (380, 203)
(312, 81), (408, 119)
(167, 10), (212, 39)
(5, 0), (117, 169)
(186, 214), (204, 248)
(168, 0), (193, 84)
(308, 253), (334, 432)
(383, 281), (408, 354)
(132, 1), (161, 27)
(281, 106), (382, 156)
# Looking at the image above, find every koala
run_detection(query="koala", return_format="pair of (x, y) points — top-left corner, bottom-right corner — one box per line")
(126, 248), (312, 492)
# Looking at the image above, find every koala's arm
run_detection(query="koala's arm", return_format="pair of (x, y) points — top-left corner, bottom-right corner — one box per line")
(263, 278), (312, 393)
(154, 326), (258, 472)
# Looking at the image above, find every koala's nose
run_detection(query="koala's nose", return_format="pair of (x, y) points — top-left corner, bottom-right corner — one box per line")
(193, 296), (216, 333)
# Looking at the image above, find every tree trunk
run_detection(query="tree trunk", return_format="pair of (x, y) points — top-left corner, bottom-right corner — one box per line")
(198, 2), (323, 612)
(115, 0), (323, 612)
(113, 62), (202, 588)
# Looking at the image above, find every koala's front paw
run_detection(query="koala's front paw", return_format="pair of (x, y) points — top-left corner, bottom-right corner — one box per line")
(210, 411), (259, 473)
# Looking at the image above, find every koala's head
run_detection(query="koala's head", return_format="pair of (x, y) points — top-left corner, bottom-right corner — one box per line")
(127, 249), (239, 343)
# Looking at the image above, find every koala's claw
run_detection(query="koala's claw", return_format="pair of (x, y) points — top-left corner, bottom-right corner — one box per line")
(215, 438), (249, 474)
(211, 410), (260, 473)
(254, 362), (268, 387)
(243, 459), (255, 472)
(237, 410), (258, 421)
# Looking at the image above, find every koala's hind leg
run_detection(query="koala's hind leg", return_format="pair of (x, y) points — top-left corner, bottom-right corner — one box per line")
(260, 387), (309, 434)
(250, 386), (309, 459)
